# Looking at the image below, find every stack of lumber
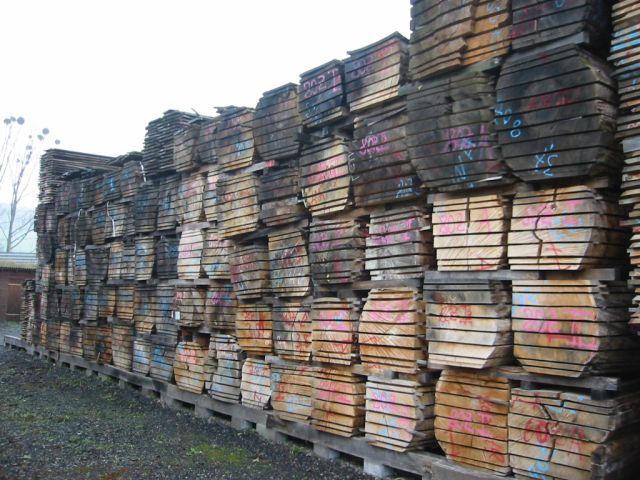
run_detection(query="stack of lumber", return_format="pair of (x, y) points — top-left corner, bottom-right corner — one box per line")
(407, 71), (505, 191)
(365, 376), (436, 451)
(156, 175), (180, 231)
(259, 167), (305, 227)
(111, 322), (134, 371)
(241, 358), (272, 409)
(495, 44), (618, 181)
(134, 184), (158, 233)
(435, 369), (512, 475)
(178, 173), (205, 224)
(98, 286), (117, 317)
(59, 321), (71, 354)
(95, 324), (113, 364)
(151, 285), (176, 336)
(273, 302), (312, 362)
(300, 137), (351, 216)
(201, 231), (232, 279)
(311, 297), (360, 365)
(253, 83), (301, 161)
(116, 285), (135, 322)
(298, 60), (347, 129)
(351, 101), (421, 207)
(217, 172), (261, 238)
(426, 279), (512, 368)
(508, 186), (627, 270)
(134, 237), (155, 281)
(173, 123), (200, 172)
(132, 337), (152, 375)
(509, 387), (640, 480)
(308, 215), (367, 286)
(271, 364), (316, 423)
(20, 280), (36, 344)
(172, 287), (206, 329)
(83, 288), (99, 322)
(120, 242), (137, 281)
(149, 335), (176, 382)
(511, 0), (610, 52)
(119, 157), (143, 199)
(461, 0), (511, 66)
(359, 288), (426, 373)
(344, 32), (408, 113)
(54, 250), (67, 284)
(74, 251), (87, 286)
(366, 206), (434, 279)
(311, 368), (366, 437)
(102, 172), (121, 202)
(177, 229), (204, 279)
(229, 244), (270, 300)
(215, 107), (256, 173)
(203, 169), (219, 223)
(82, 322), (97, 360)
(155, 237), (179, 280)
(69, 326), (84, 358)
(210, 334), (245, 403)
(107, 241), (123, 280)
(133, 286), (155, 334)
(142, 110), (199, 175)
(91, 207), (107, 245)
(512, 278), (640, 377)
(268, 227), (311, 297)
(203, 337), (217, 391)
(235, 303), (272, 355)
(432, 193), (509, 270)
(196, 119), (218, 165)
(205, 284), (237, 331)
(173, 339), (208, 394)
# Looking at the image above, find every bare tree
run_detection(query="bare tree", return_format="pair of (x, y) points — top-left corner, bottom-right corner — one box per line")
(0, 116), (60, 252)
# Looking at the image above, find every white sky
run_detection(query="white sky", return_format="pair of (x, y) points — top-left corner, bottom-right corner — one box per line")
(0, 0), (410, 162)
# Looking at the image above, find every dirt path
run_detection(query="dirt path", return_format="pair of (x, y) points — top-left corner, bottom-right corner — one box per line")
(0, 340), (374, 480)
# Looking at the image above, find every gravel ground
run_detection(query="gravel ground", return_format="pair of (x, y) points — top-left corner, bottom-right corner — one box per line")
(0, 334), (377, 480)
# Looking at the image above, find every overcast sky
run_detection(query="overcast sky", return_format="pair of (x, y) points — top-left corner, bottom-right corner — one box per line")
(1, 0), (410, 161)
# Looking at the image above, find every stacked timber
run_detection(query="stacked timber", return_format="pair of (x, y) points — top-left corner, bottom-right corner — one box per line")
(178, 173), (205, 224)
(511, 0), (610, 53)
(174, 339), (208, 394)
(134, 184), (158, 234)
(120, 242), (137, 281)
(111, 322), (134, 371)
(215, 107), (256, 173)
(210, 334), (245, 403)
(298, 60), (347, 129)
(107, 241), (123, 280)
(268, 226), (311, 297)
(173, 123), (200, 172)
(300, 137), (352, 216)
(235, 303), (272, 355)
(271, 364), (316, 423)
(196, 119), (218, 165)
(54, 250), (67, 285)
(95, 324), (113, 364)
(253, 83), (301, 161)
(116, 285), (135, 322)
(142, 110), (199, 175)
(83, 287), (99, 322)
(259, 167), (305, 227)
(201, 231), (232, 279)
(152, 285), (176, 336)
(273, 302), (312, 362)
(311, 297), (360, 365)
(435, 369), (512, 475)
(173, 287), (206, 329)
(432, 193), (509, 270)
(102, 171), (120, 202)
(59, 321), (71, 354)
(156, 175), (181, 231)
(366, 206), (434, 279)
(365, 377), (436, 451)
(203, 338), (217, 391)
(155, 237), (179, 280)
(359, 288), (426, 373)
(425, 279), (512, 368)
(98, 286), (117, 318)
(202, 169), (219, 223)
(508, 186), (627, 270)
(311, 368), (366, 437)
(119, 157), (143, 199)
(149, 335), (176, 382)
(495, 45), (619, 181)
(92, 207), (107, 245)
(177, 229), (204, 279)
(407, 71), (506, 191)
(512, 278), (640, 377)
(241, 358), (272, 409)
(351, 101), (422, 207)
(69, 326), (83, 358)
(133, 286), (155, 333)
(217, 172), (261, 238)
(308, 215), (367, 286)
(509, 387), (640, 480)
(82, 322), (97, 360)
(20, 280), (36, 344)
(461, 0), (511, 66)
(344, 33), (408, 113)
(205, 284), (237, 331)
(132, 337), (152, 375)
(229, 244), (270, 300)
(134, 237), (155, 281)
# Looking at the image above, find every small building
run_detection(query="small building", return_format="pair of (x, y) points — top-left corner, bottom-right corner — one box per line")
(0, 252), (37, 322)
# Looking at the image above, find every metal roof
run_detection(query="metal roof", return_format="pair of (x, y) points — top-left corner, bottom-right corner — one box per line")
(0, 252), (37, 271)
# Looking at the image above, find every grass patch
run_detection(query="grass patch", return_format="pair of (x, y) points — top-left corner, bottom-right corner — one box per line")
(186, 443), (251, 465)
